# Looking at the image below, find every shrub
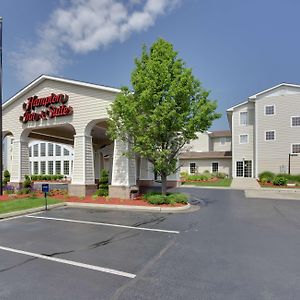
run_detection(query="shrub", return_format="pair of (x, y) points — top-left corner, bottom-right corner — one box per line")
(3, 169), (10, 185)
(93, 189), (107, 197)
(146, 193), (188, 205)
(3, 185), (15, 194)
(143, 191), (161, 200)
(95, 169), (109, 197)
(23, 175), (32, 189)
(180, 172), (188, 180)
(272, 176), (288, 186)
(215, 172), (227, 179)
(259, 171), (275, 182)
(187, 174), (210, 181)
(167, 193), (188, 204)
(17, 187), (31, 195)
(147, 194), (169, 205)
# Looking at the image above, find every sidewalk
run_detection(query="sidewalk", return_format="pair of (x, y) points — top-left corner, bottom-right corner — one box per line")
(230, 178), (261, 190)
(245, 188), (300, 200)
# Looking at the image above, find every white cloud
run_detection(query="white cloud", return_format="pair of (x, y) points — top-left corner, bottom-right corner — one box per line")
(12, 0), (181, 83)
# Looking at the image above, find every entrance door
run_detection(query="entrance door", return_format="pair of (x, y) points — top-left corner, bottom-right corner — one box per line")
(236, 160), (252, 177)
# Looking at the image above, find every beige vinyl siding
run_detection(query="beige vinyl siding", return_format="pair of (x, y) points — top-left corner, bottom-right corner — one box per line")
(183, 132), (210, 152)
(256, 93), (300, 174)
(180, 158), (231, 176)
(2, 79), (116, 138)
(211, 137), (231, 151)
(232, 102), (255, 177)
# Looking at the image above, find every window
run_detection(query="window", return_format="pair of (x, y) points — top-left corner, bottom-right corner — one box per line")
(40, 143), (46, 156)
(40, 161), (46, 174)
(265, 105), (275, 115)
(30, 162), (32, 175)
(220, 137), (226, 145)
(240, 111), (248, 126)
(291, 116), (300, 127)
(64, 148), (70, 156)
(48, 161), (53, 175)
(63, 161), (70, 175)
(292, 144), (300, 154)
(189, 162), (196, 174)
(239, 134), (248, 144)
(48, 143), (54, 156)
(265, 131), (275, 141)
(33, 144), (39, 157)
(33, 161), (39, 174)
(212, 162), (219, 173)
(29, 146), (32, 157)
(56, 145), (61, 156)
(55, 161), (61, 174)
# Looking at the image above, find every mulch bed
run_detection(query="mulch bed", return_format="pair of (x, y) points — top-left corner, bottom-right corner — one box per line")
(0, 193), (185, 207)
(258, 181), (300, 188)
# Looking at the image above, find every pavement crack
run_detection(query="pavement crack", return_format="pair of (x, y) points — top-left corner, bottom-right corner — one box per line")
(0, 257), (37, 273)
(131, 216), (166, 228)
(88, 232), (140, 250)
(41, 250), (75, 257)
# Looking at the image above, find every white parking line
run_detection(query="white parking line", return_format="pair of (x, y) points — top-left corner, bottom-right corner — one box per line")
(0, 245), (136, 279)
(25, 215), (180, 234)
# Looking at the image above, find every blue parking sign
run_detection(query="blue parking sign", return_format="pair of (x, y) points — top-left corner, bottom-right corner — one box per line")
(42, 184), (49, 193)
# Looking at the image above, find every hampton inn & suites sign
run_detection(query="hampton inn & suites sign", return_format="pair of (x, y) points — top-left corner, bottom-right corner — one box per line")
(19, 93), (73, 123)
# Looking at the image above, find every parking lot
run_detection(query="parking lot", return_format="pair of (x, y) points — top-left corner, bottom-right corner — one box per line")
(1, 188), (300, 300)
(0, 206), (188, 300)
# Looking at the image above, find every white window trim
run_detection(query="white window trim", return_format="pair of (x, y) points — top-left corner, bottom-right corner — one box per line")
(211, 161), (219, 173)
(264, 104), (276, 116)
(239, 111), (248, 126)
(291, 116), (300, 127)
(265, 130), (276, 141)
(239, 134), (249, 144)
(291, 143), (300, 154)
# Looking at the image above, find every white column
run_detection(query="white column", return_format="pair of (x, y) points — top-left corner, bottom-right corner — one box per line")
(111, 139), (136, 187)
(72, 134), (95, 184)
(10, 139), (29, 182)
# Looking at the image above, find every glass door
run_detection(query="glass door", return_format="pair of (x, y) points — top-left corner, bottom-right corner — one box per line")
(236, 161), (244, 177)
(244, 160), (252, 177)
(236, 160), (252, 177)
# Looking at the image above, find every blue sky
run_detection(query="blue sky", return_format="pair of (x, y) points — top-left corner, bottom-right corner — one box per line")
(1, 0), (300, 130)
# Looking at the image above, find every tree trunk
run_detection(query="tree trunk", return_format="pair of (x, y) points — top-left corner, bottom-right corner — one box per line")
(161, 174), (167, 195)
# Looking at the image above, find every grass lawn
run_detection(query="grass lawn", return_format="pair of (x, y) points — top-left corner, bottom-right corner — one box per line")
(182, 178), (232, 187)
(0, 197), (63, 215)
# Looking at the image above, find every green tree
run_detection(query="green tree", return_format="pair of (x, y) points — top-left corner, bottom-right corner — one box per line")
(108, 38), (220, 194)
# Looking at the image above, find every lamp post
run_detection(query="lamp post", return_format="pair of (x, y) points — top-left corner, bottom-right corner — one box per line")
(288, 153), (298, 175)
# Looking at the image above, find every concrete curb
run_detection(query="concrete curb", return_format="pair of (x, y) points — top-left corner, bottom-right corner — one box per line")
(66, 202), (192, 213)
(0, 203), (67, 220)
(245, 189), (300, 200)
(179, 185), (232, 190)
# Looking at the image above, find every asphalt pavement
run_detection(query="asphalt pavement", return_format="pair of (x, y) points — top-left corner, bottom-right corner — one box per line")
(1, 187), (300, 299)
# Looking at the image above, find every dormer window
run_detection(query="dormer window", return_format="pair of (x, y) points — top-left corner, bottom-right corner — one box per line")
(265, 105), (275, 115)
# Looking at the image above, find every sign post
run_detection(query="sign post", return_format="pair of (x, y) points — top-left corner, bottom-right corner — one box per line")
(42, 184), (50, 210)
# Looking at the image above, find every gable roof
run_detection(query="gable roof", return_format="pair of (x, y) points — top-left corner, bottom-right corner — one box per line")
(3, 74), (121, 109)
(248, 83), (300, 100)
(179, 151), (232, 159)
(210, 130), (231, 138)
(227, 82), (300, 112)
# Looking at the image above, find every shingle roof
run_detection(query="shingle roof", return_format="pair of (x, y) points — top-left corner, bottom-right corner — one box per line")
(179, 151), (232, 159)
(210, 130), (231, 138)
